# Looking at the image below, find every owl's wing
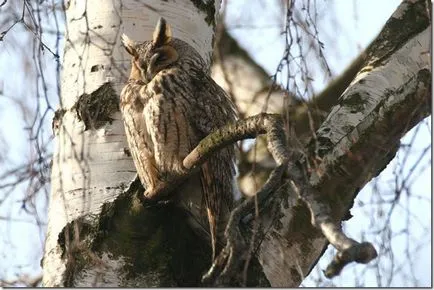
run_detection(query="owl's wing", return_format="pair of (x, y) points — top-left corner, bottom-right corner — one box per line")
(120, 80), (160, 192)
(188, 75), (239, 258)
(190, 75), (238, 174)
(191, 75), (238, 138)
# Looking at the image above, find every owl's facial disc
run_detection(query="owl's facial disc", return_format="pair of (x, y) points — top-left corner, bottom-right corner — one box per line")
(145, 46), (179, 82)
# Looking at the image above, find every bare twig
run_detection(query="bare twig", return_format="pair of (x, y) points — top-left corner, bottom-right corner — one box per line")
(0, 1), (25, 41)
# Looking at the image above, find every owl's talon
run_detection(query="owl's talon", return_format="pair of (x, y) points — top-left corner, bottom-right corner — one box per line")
(156, 199), (173, 206)
(138, 195), (172, 208)
(136, 187), (173, 208)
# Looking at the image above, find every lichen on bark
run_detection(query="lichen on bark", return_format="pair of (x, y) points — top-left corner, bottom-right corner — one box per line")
(74, 82), (119, 130)
(365, 0), (430, 67)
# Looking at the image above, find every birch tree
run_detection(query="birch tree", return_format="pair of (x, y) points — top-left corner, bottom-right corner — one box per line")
(0, 0), (430, 287)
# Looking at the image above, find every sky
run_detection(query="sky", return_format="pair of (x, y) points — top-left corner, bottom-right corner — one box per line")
(0, 0), (431, 287)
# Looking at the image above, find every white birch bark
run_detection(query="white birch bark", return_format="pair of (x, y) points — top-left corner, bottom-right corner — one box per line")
(43, 0), (220, 286)
(257, 20), (431, 288)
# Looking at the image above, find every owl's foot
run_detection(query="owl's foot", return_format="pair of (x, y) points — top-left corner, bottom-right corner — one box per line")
(140, 171), (187, 204)
(137, 189), (174, 208)
(135, 178), (177, 208)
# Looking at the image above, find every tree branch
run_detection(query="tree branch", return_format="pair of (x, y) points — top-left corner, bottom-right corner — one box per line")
(289, 178), (377, 278)
(141, 113), (290, 203)
(139, 112), (381, 285)
(256, 0), (431, 285)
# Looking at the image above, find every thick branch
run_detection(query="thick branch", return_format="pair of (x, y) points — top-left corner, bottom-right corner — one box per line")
(289, 179), (377, 278)
(256, 0), (431, 286)
(184, 113), (289, 169)
(140, 111), (378, 285)
(142, 113), (289, 203)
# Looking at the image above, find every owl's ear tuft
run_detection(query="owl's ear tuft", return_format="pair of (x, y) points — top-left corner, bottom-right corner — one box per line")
(152, 17), (172, 47)
(122, 34), (138, 57)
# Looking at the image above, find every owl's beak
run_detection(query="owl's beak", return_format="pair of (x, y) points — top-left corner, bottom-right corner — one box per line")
(145, 68), (154, 83)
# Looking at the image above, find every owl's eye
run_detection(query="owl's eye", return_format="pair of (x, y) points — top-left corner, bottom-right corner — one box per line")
(138, 59), (147, 70)
(155, 54), (168, 63)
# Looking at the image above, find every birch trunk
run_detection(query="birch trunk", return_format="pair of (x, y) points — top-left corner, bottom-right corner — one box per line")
(43, 0), (220, 286)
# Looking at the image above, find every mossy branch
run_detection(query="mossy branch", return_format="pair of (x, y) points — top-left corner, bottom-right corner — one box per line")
(137, 112), (378, 285)
(142, 113), (289, 202)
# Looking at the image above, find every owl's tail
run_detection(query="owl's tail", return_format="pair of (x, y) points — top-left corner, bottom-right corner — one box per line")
(200, 156), (236, 262)
(206, 207), (218, 260)
(200, 162), (221, 261)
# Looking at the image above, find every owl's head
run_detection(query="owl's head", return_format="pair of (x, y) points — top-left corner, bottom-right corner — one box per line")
(123, 17), (203, 83)
(122, 18), (178, 83)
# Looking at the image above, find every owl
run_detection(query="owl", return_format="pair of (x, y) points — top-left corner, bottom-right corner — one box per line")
(120, 17), (239, 259)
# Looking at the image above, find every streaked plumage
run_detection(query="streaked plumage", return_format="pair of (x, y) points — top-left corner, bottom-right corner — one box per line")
(120, 18), (238, 259)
